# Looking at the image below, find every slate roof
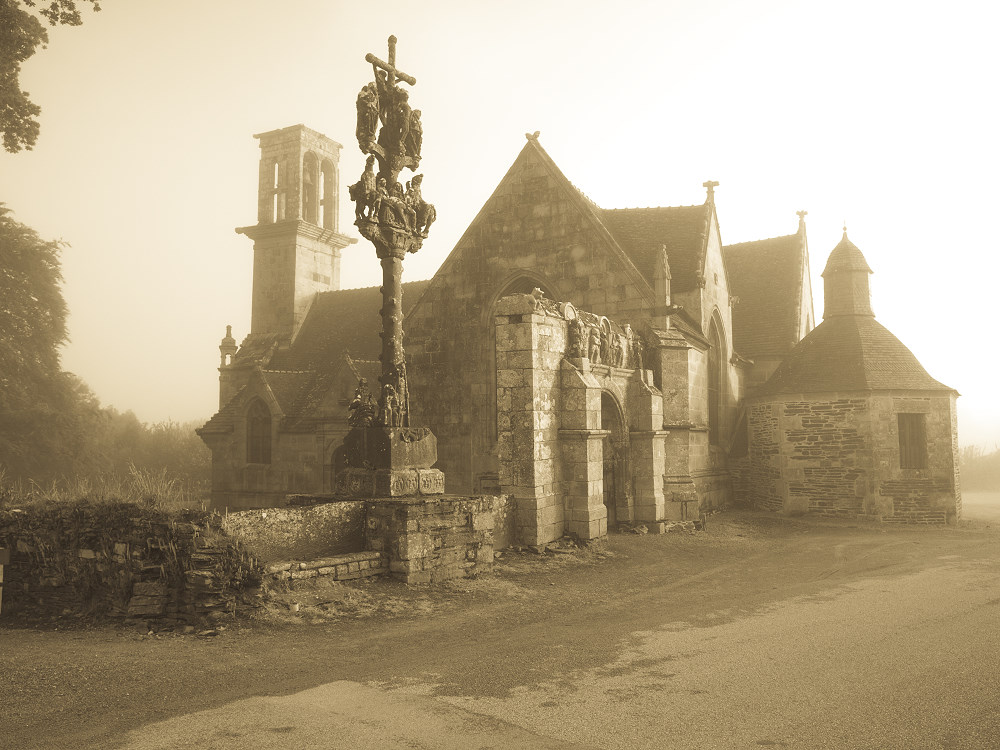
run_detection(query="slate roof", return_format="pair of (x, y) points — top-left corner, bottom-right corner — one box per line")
(599, 205), (711, 294)
(823, 232), (872, 275)
(266, 279), (432, 370)
(753, 313), (952, 396)
(198, 385), (245, 434)
(723, 232), (805, 359)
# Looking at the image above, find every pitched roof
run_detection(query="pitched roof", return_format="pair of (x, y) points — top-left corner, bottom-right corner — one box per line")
(753, 315), (952, 396)
(198, 385), (245, 434)
(265, 279), (432, 370)
(600, 205), (712, 294)
(723, 232), (805, 359)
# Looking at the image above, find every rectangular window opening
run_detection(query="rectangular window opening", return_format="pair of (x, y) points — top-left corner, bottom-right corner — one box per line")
(898, 413), (928, 469)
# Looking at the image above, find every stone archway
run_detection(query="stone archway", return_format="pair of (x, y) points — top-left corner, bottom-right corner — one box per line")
(601, 392), (628, 530)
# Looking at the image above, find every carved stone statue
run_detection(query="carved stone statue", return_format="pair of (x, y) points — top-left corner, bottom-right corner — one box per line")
(371, 176), (388, 223)
(395, 89), (411, 155)
(623, 324), (634, 368)
(600, 327), (610, 364)
(348, 378), (376, 428)
(611, 334), (623, 367)
(381, 181), (416, 230)
(405, 109), (422, 160)
(381, 383), (400, 428)
(588, 327), (602, 363)
(632, 336), (645, 371)
(568, 317), (586, 358)
(355, 83), (379, 152)
(405, 174), (436, 237)
(349, 155), (377, 221)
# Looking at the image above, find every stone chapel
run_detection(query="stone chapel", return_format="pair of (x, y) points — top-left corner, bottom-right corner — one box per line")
(198, 123), (959, 540)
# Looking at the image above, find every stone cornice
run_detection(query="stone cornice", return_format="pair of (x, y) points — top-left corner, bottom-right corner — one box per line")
(558, 429), (611, 439)
(236, 220), (357, 250)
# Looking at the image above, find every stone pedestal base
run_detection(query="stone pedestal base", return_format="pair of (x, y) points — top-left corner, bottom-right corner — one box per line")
(343, 425), (438, 471)
(365, 495), (496, 584)
(337, 468), (445, 498)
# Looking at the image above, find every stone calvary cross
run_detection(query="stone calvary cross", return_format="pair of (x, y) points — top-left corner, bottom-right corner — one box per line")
(366, 35), (416, 89)
(339, 34), (445, 498)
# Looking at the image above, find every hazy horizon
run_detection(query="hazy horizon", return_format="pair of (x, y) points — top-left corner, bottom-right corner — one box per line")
(2, 0), (998, 448)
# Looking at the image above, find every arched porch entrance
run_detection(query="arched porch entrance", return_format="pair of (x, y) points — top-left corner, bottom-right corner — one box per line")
(601, 392), (628, 531)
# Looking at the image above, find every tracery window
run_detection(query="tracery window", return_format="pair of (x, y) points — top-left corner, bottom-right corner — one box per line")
(708, 318), (724, 445)
(247, 400), (272, 464)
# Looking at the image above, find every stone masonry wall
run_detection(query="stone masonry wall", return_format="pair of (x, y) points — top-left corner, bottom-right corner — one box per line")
(365, 496), (497, 584)
(494, 297), (568, 544)
(221, 498), (365, 563)
(746, 401), (783, 512)
(870, 393), (960, 523)
(748, 391), (959, 523)
(782, 397), (870, 517)
(406, 143), (654, 495)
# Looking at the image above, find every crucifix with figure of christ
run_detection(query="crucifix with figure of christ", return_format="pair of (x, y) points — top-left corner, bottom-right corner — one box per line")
(339, 34), (443, 494)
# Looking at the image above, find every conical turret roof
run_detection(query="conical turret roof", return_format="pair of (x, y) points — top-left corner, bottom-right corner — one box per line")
(755, 233), (953, 397)
(822, 230), (872, 275)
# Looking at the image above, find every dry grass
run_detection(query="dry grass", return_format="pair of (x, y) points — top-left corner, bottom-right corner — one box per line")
(0, 464), (209, 512)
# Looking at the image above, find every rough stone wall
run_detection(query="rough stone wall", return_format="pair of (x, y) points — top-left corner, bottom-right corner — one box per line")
(221, 499), (365, 563)
(406, 145), (653, 495)
(870, 393), (960, 523)
(0, 502), (262, 624)
(747, 391), (959, 523)
(746, 401), (787, 512)
(365, 496), (496, 584)
(782, 397), (870, 517)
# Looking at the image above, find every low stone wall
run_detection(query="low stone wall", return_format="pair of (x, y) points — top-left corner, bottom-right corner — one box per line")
(221, 497), (365, 563)
(265, 551), (387, 582)
(0, 501), (262, 625)
(367, 495), (497, 584)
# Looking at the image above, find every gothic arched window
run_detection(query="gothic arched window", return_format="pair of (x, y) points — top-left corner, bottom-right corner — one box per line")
(247, 400), (272, 464)
(708, 318), (725, 446)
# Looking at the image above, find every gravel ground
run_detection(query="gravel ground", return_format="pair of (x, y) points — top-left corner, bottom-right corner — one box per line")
(2, 510), (998, 749)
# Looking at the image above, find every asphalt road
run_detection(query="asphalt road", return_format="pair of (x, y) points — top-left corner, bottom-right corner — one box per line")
(3, 510), (1000, 749)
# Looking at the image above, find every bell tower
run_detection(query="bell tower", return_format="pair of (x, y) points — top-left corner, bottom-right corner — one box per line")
(237, 124), (356, 339)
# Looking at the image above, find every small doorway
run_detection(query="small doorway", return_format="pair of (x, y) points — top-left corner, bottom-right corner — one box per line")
(601, 392), (627, 531)
(325, 444), (346, 491)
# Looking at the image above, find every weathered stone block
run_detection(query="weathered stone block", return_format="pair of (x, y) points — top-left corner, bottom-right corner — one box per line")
(417, 469), (445, 495)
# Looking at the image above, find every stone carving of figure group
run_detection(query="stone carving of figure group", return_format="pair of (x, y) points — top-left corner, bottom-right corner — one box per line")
(570, 321), (644, 370)
(349, 157), (436, 237)
(355, 68), (423, 162)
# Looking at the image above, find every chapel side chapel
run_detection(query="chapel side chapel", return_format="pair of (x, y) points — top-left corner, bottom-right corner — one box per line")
(198, 123), (959, 540)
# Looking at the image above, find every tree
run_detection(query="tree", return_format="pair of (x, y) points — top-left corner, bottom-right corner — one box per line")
(0, 0), (101, 153)
(0, 203), (76, 477)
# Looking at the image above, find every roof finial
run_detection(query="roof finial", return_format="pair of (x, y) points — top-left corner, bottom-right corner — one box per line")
(702, 180), (719, 203)
(797, 210), (807, 224)
(842, 221), (848, 238)
(525, 130), (540, 141)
